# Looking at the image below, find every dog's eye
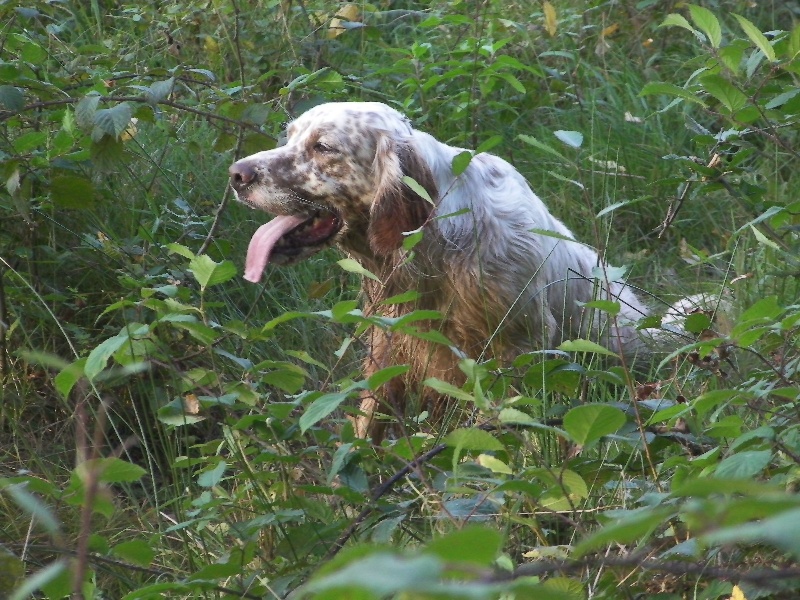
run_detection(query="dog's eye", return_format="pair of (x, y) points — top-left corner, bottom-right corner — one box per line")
(313, 141), (337, 154)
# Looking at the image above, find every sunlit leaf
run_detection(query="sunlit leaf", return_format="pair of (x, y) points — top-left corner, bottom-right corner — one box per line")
(563, 404), (626, 445)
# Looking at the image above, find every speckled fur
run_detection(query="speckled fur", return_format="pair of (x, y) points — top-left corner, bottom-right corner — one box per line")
(230, 102), (651, 441)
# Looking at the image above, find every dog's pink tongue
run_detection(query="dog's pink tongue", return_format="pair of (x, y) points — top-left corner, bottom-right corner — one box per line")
(244, 215), (307, 282)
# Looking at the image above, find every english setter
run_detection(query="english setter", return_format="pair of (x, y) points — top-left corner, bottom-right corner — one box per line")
(229, 102), (650, 440)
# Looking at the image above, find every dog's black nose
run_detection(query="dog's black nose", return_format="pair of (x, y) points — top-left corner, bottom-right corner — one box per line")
(229, 161), (257, 190)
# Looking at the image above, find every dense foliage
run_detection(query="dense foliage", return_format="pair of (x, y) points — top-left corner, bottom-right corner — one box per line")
(1, 0), (799, 598)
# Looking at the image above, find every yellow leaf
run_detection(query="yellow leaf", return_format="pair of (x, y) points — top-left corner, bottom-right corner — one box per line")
(730, 585), (746, 600)
(203, 35), (219, 54)
(335, 3), (359, 20)
(329, 3), (360, 39)
(543, 1), (557, 37)
(601, 23), (620, 37)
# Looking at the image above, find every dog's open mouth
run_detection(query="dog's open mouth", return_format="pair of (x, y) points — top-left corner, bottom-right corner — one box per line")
(244, 210), (342, 282)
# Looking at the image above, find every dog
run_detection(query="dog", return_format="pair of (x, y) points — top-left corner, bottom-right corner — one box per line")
(229, 101), (651, 441)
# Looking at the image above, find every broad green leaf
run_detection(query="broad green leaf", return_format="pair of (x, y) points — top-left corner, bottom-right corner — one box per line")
(538, 469), (589, 511)
(733, 14), (777, 62)
(554, 130), (583, 148)
(443, 427), (504, 452)
(702, 507), (800, 557)
(188, 254), (237, 288)
(700, 74), (748, 112)
(0, 85), (23, 111)
(337, 257), (380, 281)
(303, 553), (442, 597)
(557, 339), (618, 357)
(714, 450), (772, 479)
(582, 299), (620, 316)
(300, 391), (352, 433)
(639, 81), (706, 106)
(146, 77), (175, 104)
(452, 150), (473, 176)
(575, 506), (675, 556)
(112, 540), (155, 567)
(76, 93), (101, 128)
(367, 365), (410, 389)
(78, 457), (147, 483)
(658, 13), (697, 35)
(563, 404), (626, 445)
(423, 377), (475, 403)
(688, 5), (722, 48)
(94, 102), (132, 138)
(478, 454), (513, 474)
(402, 175), (434, 204)
(426, 526), (503, 564)
(197, 460), (227, 487)
(85, 331), (130, 381)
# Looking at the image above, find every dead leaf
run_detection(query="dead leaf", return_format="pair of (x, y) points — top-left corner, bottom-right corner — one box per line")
(543, 1), (557, 37)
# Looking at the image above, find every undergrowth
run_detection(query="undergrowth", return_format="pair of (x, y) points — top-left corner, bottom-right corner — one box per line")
(1, 1), (799, 598)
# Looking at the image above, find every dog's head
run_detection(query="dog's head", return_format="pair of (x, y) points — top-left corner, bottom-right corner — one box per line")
(229, 102), (437, 282)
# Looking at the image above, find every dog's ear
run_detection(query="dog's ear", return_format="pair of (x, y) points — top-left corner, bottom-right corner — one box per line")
(368, 136), (437, 255)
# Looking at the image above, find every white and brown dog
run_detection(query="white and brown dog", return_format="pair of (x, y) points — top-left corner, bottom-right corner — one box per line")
(229, 102), (651, 440)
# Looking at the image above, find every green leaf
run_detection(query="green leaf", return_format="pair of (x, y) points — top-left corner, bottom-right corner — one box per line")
(452, 150), (473, 176)
(582, 299), (620, 316)
(402, 175), (434, 204)
(300, 391), (352, 433)
(750, 225), (780, 250)
(0, 85), (23, 111)
(563, 404), (626, 445)
(188, 254), (237, 288)
(85, 331), (130, 382)
(337, 257), (380, 281)
(303, 553), (442, 597)
(702, 507), (800, 558)
(197, 460), (227, 487)
(146, 77), (175, 104)
(554, 130), (583, 148)
(78, 457), (147, 483)
(76, 93), (102, 129)
(367, 365), (410, 389)
(8, 561), (68, 600)
(640, 81), (706, 106)
(423, 377), (475, 403)
(93, 102), (132, 138)
(112, 540), (156, 567)
(518, 134), (569, 162)
(50, 174), (95, 209)
(658, 13), (697, 35)
(425, 526), (503, 564)
(476, 135), (503, 153)
(714, 450), (772, 479)
(0, 548), (24, 595)
(733, 14), (777, 62)
(443, 428), (504, 452)
(557, 339), (618, 357)
(688, 5), (722, 48)
(575, 506), (676, 557)
(700, 74), (748, 112)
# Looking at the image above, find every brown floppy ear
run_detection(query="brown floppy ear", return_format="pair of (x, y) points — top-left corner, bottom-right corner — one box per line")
(368, 136), (437, 256)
